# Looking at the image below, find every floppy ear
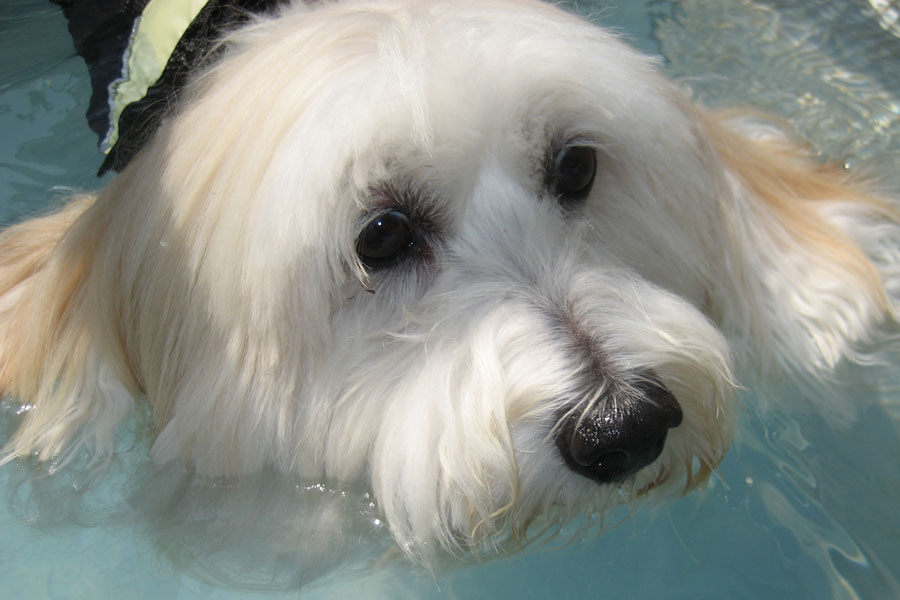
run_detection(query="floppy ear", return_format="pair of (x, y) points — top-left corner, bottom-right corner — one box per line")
(0, 194), (138, 466)
(699, 110), (899, 377)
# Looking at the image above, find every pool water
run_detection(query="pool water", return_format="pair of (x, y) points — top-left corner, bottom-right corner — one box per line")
(2, 0), (900, 598)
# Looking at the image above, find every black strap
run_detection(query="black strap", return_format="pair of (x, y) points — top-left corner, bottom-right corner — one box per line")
(51, 0), (291, 175)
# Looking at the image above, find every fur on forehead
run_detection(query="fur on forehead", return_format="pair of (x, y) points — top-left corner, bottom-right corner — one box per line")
(163, 0), (677, 195)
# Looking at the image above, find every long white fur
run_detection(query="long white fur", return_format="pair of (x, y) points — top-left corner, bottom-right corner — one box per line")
(0, 0), (896, 564)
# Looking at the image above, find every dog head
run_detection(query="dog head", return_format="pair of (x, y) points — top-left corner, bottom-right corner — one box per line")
(2, 0), (895, 563)
(140, 0), (737, 554)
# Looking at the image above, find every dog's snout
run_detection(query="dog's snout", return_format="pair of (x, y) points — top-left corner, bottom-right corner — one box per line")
(555, 377), (683, 484)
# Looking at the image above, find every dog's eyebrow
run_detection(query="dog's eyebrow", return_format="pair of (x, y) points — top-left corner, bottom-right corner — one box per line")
(359, 180), (446, 228)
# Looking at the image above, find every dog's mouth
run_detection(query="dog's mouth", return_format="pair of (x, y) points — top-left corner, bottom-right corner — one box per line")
(554, 375), (683, 484)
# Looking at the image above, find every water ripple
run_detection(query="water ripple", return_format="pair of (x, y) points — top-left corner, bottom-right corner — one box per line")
(652, 0), (900, 165)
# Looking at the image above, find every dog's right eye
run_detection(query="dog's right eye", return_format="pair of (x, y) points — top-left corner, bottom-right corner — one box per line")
(551, 145), (596, 201)
(356, 210), (415, 268)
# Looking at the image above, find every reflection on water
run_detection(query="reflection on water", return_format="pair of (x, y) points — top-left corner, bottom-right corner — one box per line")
(866, 0), (900, 37)
(650, 0), (900, 166)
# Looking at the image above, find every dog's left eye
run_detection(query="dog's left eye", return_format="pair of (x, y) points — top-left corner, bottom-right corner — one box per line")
(356, 210), (415, 268)
(551, 145), (597, 201)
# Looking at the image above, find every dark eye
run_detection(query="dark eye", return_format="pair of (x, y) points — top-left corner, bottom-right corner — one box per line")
(356, 210), (414, 268)
(552, 145), (596, 201)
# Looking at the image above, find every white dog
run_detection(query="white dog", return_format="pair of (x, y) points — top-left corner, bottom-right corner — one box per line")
(1, 0), (897, 566)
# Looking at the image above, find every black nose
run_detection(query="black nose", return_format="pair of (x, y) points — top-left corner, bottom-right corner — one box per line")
(555, 376), (683, 484)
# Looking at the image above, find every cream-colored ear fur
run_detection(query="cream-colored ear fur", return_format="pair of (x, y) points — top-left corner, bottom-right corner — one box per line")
(701, 109), (899, 376)
(0, 195), (136, 466)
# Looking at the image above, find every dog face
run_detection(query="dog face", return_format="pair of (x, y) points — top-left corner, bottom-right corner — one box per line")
(1, 0), (895, 563)
(141, 0), (736, 550)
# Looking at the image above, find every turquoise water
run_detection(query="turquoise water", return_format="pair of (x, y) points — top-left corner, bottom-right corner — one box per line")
(2, 0), (900, 598)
